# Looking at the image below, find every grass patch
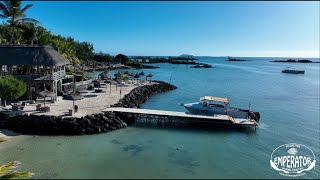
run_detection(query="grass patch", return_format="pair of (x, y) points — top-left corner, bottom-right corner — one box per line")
(0, 161), (34, 179)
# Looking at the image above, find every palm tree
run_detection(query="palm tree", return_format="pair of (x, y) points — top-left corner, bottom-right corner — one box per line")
(0, 0), (39, 44)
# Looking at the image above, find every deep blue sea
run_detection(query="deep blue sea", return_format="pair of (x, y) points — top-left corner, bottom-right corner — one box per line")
(0, 57), (319, 179)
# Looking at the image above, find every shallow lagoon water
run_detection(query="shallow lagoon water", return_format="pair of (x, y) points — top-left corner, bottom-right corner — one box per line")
(0, 57), (319, 179)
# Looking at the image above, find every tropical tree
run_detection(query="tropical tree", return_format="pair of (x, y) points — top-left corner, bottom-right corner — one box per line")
(19, 22), (38, 44)
(0, 76), (26, 107)
(0, 23), (9, 43)
(0, 0), (39, 43)
(75, 41), (94, 62)
(94, 52), (113, 63)
(114, 54), (130, 64)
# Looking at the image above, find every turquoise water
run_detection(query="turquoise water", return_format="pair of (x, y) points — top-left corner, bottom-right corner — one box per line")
(0, 57), (319, 179)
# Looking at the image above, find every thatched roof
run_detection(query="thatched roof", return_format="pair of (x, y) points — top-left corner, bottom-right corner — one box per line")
(37, 90), (55, 97)
(146, 73), (153, 77)
(0, 44), (70, 66)
(133, 73), (140, 78)
(139, 70), (145, 76)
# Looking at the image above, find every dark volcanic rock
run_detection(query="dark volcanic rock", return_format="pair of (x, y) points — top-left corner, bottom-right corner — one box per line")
(111, 80), (177, 108)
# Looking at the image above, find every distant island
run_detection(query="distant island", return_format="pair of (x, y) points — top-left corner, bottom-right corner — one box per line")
(271, 59), (319, 63)
(179, 54), (196, 59)
(225, 57), (248, 61)
(130, 55), (198, 64)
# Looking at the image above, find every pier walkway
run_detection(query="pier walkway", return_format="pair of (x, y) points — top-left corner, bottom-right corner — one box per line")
(103, 107), (257, 128)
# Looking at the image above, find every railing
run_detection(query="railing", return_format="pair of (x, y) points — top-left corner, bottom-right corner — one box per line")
(52, 71), (66, 80)
(11, 70), (66, 81)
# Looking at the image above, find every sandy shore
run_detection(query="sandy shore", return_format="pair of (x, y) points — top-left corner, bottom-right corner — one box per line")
(10, 80), (154, 118)
(0, 129), (19, 140)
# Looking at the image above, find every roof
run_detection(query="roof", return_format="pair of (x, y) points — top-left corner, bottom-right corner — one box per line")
(0, 44), (70, 66)
(200, 96), (229, 103)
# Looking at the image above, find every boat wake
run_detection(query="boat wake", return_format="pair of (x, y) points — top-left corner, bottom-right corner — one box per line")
(257, 122), (269, 129)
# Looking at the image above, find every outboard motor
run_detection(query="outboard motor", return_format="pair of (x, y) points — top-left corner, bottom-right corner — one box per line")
(248, 111), (260, 122)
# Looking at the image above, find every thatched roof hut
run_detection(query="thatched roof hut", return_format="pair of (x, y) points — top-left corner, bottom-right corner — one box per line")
(0, 44), (70, 66)
(133, 73), (140, 78)
(146, 73), (153, 78)
(139, 70), (145, 76)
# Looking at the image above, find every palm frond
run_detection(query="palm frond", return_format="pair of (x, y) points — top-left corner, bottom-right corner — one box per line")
(20, 4), (33, 14)
(0, 2), (10, 17)
(0, 14), (8, 19)
(3, 0), (16, 16)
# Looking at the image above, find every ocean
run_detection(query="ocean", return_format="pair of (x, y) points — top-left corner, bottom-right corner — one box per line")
(0, 57), (319, 179)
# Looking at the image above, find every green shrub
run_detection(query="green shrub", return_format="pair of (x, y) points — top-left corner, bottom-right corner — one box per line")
(65, 67), (85, 81)
(0, 76), (26, 106)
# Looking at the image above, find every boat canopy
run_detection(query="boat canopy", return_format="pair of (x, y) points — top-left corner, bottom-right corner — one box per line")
(200, 96), (229, 103)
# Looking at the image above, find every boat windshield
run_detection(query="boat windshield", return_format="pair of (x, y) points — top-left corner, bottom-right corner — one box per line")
(199, 99), (229, 107)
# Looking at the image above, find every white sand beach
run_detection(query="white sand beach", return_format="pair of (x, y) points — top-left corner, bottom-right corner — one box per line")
(15, 80), (154, 118)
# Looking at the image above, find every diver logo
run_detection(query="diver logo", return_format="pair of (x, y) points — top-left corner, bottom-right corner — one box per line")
(270, 143), (316, 177)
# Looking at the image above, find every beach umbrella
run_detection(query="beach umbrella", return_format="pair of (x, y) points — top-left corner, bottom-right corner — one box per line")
(139, 70), (145, 76)
(99, 72), (109, 79)
(37, 89), (55, 107)
(139, 70), (145, 81)
(133, 73), (140, 79)
(64, 92), (84, 113)
(146, 72), (153, 81)
(133, 73), (140, 83)
(114, 71), (122, 78)
(112, 71), (121, 83)
(124, 70), (130, 74)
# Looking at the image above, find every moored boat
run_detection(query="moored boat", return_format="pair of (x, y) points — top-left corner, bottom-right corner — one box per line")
(183, 96), (260, 122)
(281, 67), (305, 74)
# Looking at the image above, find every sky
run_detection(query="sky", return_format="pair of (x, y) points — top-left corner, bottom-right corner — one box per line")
(22, 1), (320, 57)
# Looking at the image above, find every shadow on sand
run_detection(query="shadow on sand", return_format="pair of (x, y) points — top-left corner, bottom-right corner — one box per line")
(0, 129), (21, 137)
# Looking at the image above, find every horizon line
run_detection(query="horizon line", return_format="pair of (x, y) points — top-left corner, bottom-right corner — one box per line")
(108, 54), (320, 59)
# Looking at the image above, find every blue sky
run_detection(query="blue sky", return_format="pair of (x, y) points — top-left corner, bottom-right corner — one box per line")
(23, 1), (320, 57)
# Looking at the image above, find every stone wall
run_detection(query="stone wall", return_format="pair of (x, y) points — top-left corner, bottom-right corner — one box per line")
(112, 80), (177, 108)
(2, 112), (126, 135)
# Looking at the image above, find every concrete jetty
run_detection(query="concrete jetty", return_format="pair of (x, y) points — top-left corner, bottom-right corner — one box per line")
(103, 107), (258, 129)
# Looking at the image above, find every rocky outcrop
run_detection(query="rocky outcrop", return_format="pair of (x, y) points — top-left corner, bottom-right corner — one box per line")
(112, 80), (177, 108)
(111, 80), (177, 124)
(0, 112), (127, 135)
(0, 81), (177, 135)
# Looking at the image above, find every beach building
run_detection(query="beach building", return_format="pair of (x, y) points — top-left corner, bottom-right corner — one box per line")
(0, 44), (70, 101)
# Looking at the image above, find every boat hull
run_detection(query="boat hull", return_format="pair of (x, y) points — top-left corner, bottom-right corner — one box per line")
(282, 70), (305, 74)
(184, 102), (250, 119)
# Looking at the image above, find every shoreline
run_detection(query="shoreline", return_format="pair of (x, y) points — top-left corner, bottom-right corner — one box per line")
(0, 80), (177, 136)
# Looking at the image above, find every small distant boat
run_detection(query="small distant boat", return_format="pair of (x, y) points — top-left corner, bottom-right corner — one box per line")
(226, 57), (247, 61)
(281, 67), (305, 74)
(183, 96), (260, 122)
